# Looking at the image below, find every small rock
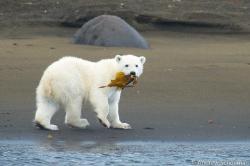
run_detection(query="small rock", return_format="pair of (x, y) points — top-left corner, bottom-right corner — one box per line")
(120, 3), (125, 8)
(208, 119), (214, 124)
(47, 134), (53, 139)
(23, 2), (33, 5)
(143, 127), (154, 130)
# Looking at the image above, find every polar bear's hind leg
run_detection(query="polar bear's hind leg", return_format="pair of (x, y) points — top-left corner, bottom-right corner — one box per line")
(34, 99), (59, 131)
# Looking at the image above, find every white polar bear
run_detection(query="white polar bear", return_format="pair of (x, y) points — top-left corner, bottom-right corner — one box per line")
(34, 54), (146, 130)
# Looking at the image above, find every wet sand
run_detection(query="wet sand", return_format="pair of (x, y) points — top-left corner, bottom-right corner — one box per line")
(1, 27), (250, 141)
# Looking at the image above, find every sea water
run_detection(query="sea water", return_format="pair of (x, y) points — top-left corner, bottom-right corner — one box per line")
(0, 141), (249, 166)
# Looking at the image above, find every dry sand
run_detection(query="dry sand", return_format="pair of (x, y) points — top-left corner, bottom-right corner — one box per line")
(0, 27), (250, 141)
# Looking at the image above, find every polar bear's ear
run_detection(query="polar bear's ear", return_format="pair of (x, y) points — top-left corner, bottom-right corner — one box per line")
(115, 55), (122, 63)
(140, 56), (146, 64)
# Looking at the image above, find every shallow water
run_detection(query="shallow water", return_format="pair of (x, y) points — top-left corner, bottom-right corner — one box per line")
(0, 141), (250, 166)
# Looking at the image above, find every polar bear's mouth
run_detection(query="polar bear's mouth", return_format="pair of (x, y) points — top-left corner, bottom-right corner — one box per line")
(126, 74), (138, 86)
(128, 74), (137, 78)
(99, 72), (138, 89)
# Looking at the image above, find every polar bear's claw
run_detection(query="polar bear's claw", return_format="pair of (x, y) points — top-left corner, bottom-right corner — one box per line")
(98, 118), (110, 128)
(35, 121), (48, 130)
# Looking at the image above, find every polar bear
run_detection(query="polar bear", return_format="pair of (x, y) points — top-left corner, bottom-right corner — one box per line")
(34, 54), (146, 130)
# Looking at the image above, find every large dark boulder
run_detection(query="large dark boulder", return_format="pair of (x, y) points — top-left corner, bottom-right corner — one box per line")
(72, 15), (149, 49)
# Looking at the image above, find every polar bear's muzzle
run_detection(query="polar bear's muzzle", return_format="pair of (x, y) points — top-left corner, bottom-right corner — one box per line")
(130, 71), (136, 76)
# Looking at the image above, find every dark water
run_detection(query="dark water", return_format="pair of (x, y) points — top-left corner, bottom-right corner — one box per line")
(0, 141), (250, 166)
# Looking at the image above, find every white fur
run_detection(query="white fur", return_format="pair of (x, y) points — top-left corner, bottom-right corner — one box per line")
(34, 54), (146, 130)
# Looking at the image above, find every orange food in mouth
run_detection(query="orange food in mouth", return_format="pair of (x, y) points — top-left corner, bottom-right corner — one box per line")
(99, 72), (138, 89)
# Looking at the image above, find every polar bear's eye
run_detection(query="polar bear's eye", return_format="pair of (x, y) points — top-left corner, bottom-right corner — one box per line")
(125, 64), (129, 67)
(135, 64), (138, 67)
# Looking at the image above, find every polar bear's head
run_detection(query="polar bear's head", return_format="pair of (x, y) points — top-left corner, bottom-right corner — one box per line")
(115, 54), (146, 77)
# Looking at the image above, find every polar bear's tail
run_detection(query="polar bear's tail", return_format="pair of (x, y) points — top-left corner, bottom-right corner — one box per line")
(42, 77), (53, 97)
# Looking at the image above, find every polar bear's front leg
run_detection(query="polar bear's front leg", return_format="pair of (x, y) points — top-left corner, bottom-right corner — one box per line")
(90, 91), (110, 128)
(108, 92), (131, 129)
(64, 97), (89, 129)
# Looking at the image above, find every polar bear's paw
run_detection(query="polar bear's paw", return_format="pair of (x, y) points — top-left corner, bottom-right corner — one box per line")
(66, 119), (89, 129)
(35, 121), (59, 131)
(47, 124), (59, 131)
(112, 122), (132, 129)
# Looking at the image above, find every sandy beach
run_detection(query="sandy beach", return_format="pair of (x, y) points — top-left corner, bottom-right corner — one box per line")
(0, 26), (250, 141)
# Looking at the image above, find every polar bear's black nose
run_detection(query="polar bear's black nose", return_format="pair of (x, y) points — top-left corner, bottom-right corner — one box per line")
(130, 71), (136, 76)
